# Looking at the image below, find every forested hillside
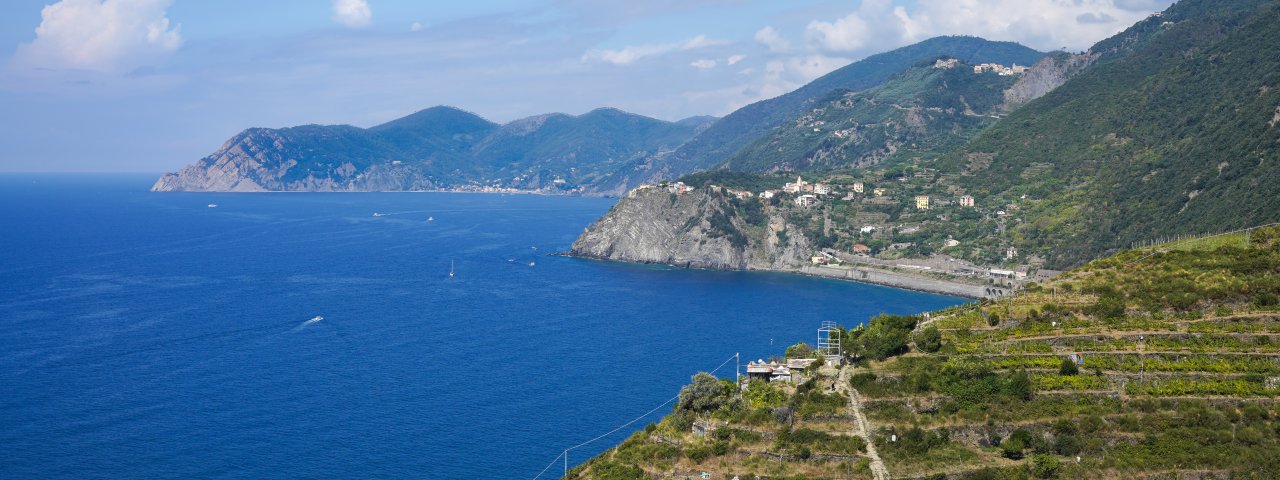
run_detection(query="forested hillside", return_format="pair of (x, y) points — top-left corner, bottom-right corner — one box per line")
(936, 0), (1280, 267)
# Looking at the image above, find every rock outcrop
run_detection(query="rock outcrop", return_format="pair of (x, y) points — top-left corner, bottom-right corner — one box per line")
(1002, 51), (1099, 109)
(570, 186), (811, 271)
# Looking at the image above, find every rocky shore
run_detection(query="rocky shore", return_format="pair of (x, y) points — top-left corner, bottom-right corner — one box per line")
(568, 186), (1004, 299)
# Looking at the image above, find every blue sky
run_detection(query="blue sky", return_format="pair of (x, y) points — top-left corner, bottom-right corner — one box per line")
(0, 0), (1174, 172)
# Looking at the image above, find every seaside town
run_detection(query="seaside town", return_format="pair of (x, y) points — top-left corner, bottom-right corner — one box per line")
(646, 170), (1059, 294)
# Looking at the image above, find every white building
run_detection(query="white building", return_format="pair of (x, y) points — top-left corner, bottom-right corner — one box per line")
(760, 190), (777, 199)
(795, 194), (818, 207)
(959, 195), (975, 207)
(813, 183), (831, 195)
(783, 176), (808, 194)
(860, 225), (877, 234)
(852, 182), (864, 193)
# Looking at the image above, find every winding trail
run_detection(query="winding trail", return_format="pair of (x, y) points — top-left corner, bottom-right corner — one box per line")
(837, 366), (890, 480)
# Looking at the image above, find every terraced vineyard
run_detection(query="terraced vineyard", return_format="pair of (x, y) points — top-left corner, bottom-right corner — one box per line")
(571, 226), (1280, 479)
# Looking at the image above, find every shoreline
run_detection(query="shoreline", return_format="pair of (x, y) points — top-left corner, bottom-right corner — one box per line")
(561, 252), (1000, 300)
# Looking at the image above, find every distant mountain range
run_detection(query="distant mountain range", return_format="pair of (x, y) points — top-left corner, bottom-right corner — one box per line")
(153, 107), (711, 194)
(153, 36), (1045, 195)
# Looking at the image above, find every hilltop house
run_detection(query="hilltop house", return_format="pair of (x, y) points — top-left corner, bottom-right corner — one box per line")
(915, 195), (931, 210)
(873, 187), (887, 196)
(852, 244), (872, 254)
(760, 190), (777, 199)
(667, 182), (694, 195)
(852, 182), (865, 193)
(813, 183), (831, 195)
(795, 194), (818, 207)
(745, 358), (817, 383)
(959, 195), (975, 207)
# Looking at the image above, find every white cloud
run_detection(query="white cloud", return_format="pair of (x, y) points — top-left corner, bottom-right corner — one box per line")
(333, 0), (372, 28)
(581, 35), (728, 65)
(12, 0), (182, 73)
(754, 26), (790, 52)
(410, 21), (423, 32)
(690, 59), (717, 69)
(803, 0), (1171, 54)
(726, 54), (746, 65)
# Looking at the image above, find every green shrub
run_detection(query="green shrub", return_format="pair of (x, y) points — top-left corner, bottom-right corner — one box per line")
(917, 325), (943, 353)
(1029, 455), (1062, 478)
(1058, 358), (1079, 376)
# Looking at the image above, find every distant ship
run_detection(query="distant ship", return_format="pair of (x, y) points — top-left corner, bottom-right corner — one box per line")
(372, 212), (385, 217)
(528, 261), (536, 267)
(427, 216), (434, 221)
(305, 315), (324, 324)
(449, 258), (455, 278)
(207, 203), (218, 208)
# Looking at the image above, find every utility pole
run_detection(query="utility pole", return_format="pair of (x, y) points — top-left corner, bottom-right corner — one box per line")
(735, 353), (740, 385)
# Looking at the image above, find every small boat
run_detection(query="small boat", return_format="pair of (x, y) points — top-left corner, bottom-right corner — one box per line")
(207, 204), (218, 208)
(306, 315), (324, 324)
(449, 258), (455, 278)
(372, 212), (385, 217)
(528, 261), (536, 267)
(427, 216), (434, 221)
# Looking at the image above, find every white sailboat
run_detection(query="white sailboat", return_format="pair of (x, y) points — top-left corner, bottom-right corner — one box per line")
(449, 257), (455, 278)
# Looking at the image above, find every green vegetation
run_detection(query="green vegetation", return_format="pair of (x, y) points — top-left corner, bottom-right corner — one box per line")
(934, 0), (1280, 268)
(573, 225), (1280, 479)
(651, 36), (1044, 178)
(722, 63), (1016, 173)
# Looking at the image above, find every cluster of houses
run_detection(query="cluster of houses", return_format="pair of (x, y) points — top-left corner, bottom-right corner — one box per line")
(973, 63), (1028, 76)
(654, 177), (983, 213)
(911, 194), (976, 211)
(745, 358), (818, 383)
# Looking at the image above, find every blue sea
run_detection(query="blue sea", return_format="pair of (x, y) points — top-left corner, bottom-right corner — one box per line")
(0, 174), (965, 479)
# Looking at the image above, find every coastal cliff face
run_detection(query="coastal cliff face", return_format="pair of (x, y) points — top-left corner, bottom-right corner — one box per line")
(570, 186), (812, 270)
(152, 127), (440, 192)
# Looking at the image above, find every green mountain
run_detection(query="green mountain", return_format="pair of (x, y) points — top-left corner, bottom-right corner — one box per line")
(720, 60), (1019, 173)
(610, 36), (1044, 188)
(152, 106), (700, 193)
(581, 0), (1280, 273)
(934, 0), (1280, 267)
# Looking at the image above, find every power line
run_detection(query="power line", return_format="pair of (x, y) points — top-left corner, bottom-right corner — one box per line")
(531, 353), (739, 480)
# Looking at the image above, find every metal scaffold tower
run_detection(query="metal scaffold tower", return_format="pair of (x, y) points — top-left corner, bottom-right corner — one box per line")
(818, 321), (841, 365)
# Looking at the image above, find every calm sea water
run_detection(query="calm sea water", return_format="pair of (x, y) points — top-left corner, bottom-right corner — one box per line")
(0, 174), (965, 479)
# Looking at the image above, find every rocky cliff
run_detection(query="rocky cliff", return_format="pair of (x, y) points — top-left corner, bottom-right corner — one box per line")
(1002, 51), (1099, 109)
(569, 186), (812, 270)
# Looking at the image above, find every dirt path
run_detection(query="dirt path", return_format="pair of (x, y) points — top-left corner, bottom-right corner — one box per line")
(837, 366), (890, 480)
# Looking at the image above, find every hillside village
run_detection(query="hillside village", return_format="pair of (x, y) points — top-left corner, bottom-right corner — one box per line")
(643, 168), (1058, 293)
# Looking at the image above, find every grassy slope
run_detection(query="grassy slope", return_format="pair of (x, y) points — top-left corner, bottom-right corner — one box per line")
(570, 226), (1280, 479)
